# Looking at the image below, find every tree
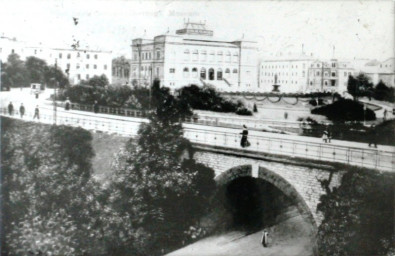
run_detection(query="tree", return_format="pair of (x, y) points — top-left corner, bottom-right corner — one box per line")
(1, 53), (29, 87)
(373, 80), (394, 103)
(82, 74), (109, 87)
(25, 56), (48, 84)
(106, 81), (215, 255)
(1, 117), (104, 255)
(347, 73), (373, 100)
(317, 168), (394, 256)
(44, 65), (70, 88)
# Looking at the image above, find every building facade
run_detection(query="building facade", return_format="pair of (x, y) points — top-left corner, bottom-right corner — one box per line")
(130, 22), (258, 92)
(358, 58), (395, 87)
(0, 35), (112, 85)
(112, 56), (130, 85)
(259, 55), (356, 93)
(259, 54), (315, 93)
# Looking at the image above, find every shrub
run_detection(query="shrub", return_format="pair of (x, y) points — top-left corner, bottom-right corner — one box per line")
(309, 99), (317, 106)
(311, 99), (375, 122)
(236, 107), (253, 116)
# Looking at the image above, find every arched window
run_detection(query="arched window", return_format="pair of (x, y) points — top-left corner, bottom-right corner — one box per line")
(316, 71), (320, 76)
(201, 50), (207, 61)
(209, 68), (215, 80)
(310, 81), (313, 86)
(183, 67), (189, 78)
(192, 67), (198, 78)
(225, 68), (230, 78)
(233, 52), (239, 63)
(217, 68), (223, 80)
(200, 68), (206, 79)
(226, 51), (231, 62)
(192, 50), (198, 61)
(324, 81), (328, 86)
(233, 68), (238, 74)
(217, 51), (223, 62)
(184, 49), (190, 61)
(324, 72), (329, 77)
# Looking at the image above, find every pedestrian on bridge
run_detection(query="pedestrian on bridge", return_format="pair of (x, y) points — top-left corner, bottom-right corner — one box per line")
(19, 103), (25, 118)
(33, 105), (40, 120)
(240, 125), (250, 148)
(93, 101), (99, 114)
(65, 97), (71, 111)
(368, 124), (377, 148)
(8, 102), (14, 116)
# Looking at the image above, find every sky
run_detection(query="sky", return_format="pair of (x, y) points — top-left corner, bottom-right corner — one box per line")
(1, 0), (394, 61)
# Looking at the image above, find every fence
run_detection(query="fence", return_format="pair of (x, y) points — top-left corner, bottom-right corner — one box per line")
(1, 107), (393, 172)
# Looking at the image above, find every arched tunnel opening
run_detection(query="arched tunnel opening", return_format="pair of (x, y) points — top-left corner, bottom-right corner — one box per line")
(221, 176), (293, 231)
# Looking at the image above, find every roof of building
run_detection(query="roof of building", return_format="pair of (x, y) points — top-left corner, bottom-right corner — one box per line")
(176, 21), (214, 37)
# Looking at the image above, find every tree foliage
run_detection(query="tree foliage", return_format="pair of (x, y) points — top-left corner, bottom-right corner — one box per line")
(1, 54), (69, 88)
(317, 168), (395, 256)
(177, 84), (251, 115)
(373, 80), (394, 103)
(311, 99), (375, 122)
(347, 74), (374, 100)
(1, 117), (103, 255)
(106, 81), (215, 255)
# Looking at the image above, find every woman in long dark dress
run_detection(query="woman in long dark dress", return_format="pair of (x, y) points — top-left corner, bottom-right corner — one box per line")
(240, 125), (249, 147)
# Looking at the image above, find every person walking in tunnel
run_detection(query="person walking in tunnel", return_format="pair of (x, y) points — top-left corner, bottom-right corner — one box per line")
(19, 103), (25, 118)
(261, 230), (269, 247)
(240, 125), (250, 148)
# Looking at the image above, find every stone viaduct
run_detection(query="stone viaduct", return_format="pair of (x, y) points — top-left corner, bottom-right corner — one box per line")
(191, 144), (349, 231)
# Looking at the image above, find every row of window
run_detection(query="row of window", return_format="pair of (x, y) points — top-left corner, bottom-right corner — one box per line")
(263, 71), (306, 77)
(59, 52), (99, 59)
(261, 79), (300, 85)
(309, 80), (336, 86)
(310, 70), (336, 77)
(65, 63), (107, 70)
(263, 64), (303, 69)
(180, 67), (238, 81)
(77, 74), (90, 80)
(183, 50), (239, 63)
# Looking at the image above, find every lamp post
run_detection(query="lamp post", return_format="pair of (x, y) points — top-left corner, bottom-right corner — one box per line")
(53, 59), (59, 125)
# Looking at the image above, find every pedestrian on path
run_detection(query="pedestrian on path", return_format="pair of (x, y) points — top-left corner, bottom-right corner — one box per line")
(240, 125), (250, 148)
(33, 105), (40, 120)
(35, 91), (39, 99)
(93, 101), (99, 114)
(383, 109), (388, 121)
(261, 230), (269, 247)
(65, 97), (71, 111)
(368, 124), (377, 148)
(8, 102), (14, 116)
(322, 129), (329, 143)
(19, 103), (25, 118)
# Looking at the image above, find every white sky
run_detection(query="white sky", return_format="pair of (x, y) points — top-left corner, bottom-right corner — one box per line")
(1, 0), (394, 60)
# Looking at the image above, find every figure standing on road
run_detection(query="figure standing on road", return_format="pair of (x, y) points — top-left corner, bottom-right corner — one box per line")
(65, 97), (71, 111)
(33, 105), (40, 120)
(8, 102), (14, 116)
(35, 91), (39, 99)
(368, 124), (377, 148)
(322, 129), (329, 143)
(240, 125), (250, 148)
(19, 103), (25, 118)
(284, 112), (288, 120)
(261, 230), (269, 247)
(383, 109), (388, 121)
(93, 100), (99, 114)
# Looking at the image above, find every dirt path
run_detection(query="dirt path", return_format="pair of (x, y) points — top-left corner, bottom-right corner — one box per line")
(167, 215), (314, 256)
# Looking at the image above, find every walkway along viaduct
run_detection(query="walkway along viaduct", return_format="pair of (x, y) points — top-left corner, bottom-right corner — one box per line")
(2, 107), (394, 233)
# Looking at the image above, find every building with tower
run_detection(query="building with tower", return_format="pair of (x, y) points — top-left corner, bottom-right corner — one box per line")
(129, 21), (259, 92)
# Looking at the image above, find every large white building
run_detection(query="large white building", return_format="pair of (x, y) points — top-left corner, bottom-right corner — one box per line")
(259, 53), (316, 93)
(0, 35), (112, 85)
(357, 58), (395, 87)
(130, 22), (258, 92)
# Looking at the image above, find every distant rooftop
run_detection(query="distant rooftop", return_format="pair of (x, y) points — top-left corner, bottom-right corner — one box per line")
(176, 21), (213, 37)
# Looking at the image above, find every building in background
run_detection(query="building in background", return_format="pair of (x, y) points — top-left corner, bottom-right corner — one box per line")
(0, 35), (112, 85)
(258, 52), (315, 93)
(357, 58), (395, 87)
(130, 21), (259, 92)
(112, 56), (130, 85)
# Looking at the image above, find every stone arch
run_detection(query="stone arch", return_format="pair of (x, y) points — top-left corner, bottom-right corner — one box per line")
(215, 165), (318, 231)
